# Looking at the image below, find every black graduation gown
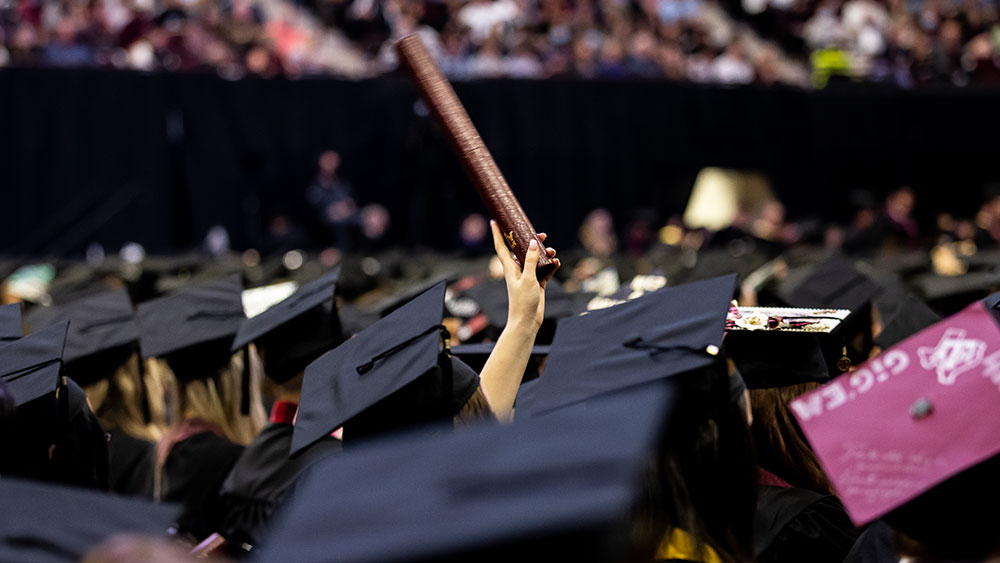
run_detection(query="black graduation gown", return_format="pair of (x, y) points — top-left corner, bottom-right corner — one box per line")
(161, 431), (244, 540)
(217, 422), (342, 547)
(843, 520), (899, 563)
(107, 432), (154, 498)
(755, 485), (860, 563)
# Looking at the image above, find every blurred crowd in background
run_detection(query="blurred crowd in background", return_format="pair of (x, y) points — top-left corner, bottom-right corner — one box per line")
(1, 0), (998, 87)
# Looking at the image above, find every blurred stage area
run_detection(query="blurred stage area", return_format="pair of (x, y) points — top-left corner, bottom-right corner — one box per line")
(2, 69), (999, 259)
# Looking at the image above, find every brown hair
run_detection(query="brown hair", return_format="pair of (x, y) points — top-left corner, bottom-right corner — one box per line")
(83, 352), (161, 442)
(152, 353), (267, 446)
(749, 382), (835, 496)
(454, 386), (496, 424)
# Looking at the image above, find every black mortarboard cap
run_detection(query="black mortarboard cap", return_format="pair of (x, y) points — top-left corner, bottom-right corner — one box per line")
(914, 270), (1000, 304)
(779, 254), (883, 312)
(0, 477), (179, 563)
(519, 275), (735, 417)
(292, 282), (478, 454)
(26, 289), (139, 367)
(451, 342), (550, 384)
(0, 321), (69, 407)
(372, 275), (460, 318)
(0, 302), (24, 342)
(464, 279), (582, 329)
(259, 381), (676, 563)
(136, 274), (244, 361)
(233, 267), (343, 382)
(726, 332), (829, 389)
(873, 293), (940, 349)
(725, 306), (854, 380)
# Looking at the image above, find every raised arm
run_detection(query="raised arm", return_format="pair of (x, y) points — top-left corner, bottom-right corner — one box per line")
(477, 220), (559, 421)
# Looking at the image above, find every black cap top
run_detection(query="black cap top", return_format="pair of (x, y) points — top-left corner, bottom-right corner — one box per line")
(0, 477), (179, 563)
(136, 274), (245, 359)
(450, 343), (551, 358)
(292, 282), (477, 454)
(26, 289), (139, 364)
(0, 302), (24, 342)
(233, 267), (340, 350)
(0, 321), (69, 407)
(780, 255), (883, 312)
(873, 294), (940, 349)
(232, 268), (343, 383)
(464, 278), (584, 329)
(257, 382), (676, 563)
(520, 274), (736, 417)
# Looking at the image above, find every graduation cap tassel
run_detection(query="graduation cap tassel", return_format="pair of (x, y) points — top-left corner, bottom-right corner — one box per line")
(439, 328), (453, 419)
(137, 345), (151, 424)
(241, 346), (251, 415)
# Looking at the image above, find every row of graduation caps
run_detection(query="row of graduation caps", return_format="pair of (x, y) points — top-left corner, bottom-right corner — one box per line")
(1, 253), (998, 562)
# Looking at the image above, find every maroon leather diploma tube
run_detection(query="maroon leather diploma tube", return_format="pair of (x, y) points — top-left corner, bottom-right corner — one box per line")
(395, 34), (557, 281)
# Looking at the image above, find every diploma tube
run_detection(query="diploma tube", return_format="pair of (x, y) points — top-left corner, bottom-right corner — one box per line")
(395, 33), (557, 280)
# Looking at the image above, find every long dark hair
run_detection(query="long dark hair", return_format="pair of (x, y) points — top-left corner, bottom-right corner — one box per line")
(632, 360), (759, 562)
(749, 382), (836, 496)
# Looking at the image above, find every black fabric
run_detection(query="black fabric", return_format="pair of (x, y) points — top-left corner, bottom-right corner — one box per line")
(25, 289), (139, 366)
(0, 302), (24, 342)
(726, 332), (830, 389)
(1, 375), (109, 491)
(161, 432), (244, 540)
(293, 282), (471, 453)
(136, 275), (245, 360)
(256, 382), (675, 563)
(107, 431), (155, 498)
(755, 485), (860, 563)
(3, 70), (998, 257)
(843, 520), (899, 563)
(0, 477), (178, 563)
(218, 422), (343, 547)
(521, 275), (735, 417)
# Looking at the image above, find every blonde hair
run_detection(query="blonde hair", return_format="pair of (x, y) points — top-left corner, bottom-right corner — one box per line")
(454, 386), (496, 424)
(83, 352), (161, 442)
(152, 351), (267, 446)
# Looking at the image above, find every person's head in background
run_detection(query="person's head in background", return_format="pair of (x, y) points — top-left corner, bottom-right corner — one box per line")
(886, 186), (915, 221)
(318, 149), (340, 180)
(749, 381), (835, 495)
(579, 208), (617, 258)
(632, 357), (758, 562)
(154, 343), (265, 446)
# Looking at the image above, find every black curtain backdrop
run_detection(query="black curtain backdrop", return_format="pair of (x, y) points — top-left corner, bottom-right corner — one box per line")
(1, 67), (997, 257)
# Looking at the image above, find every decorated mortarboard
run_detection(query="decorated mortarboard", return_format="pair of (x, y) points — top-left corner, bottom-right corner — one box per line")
(136, 274), (245, 360)
(232, 268), (343, 382)
(518, 275), (736, 417)
(25, 290), (141, 387)
(873, 294), (940, 350)
(258, 381), (676, 563)
(292, 282), (479, 454)
(0, 302), (24, 342)
(241, 281), (298, 319)
(791, 300), (1000, 525)
(0, 477), (179, 563)
(725, 306), (851, 388)
(0, 321), (69, 407)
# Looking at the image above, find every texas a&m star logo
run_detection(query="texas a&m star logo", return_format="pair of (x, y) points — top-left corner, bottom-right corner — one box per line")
(917, 328), (987, 385)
